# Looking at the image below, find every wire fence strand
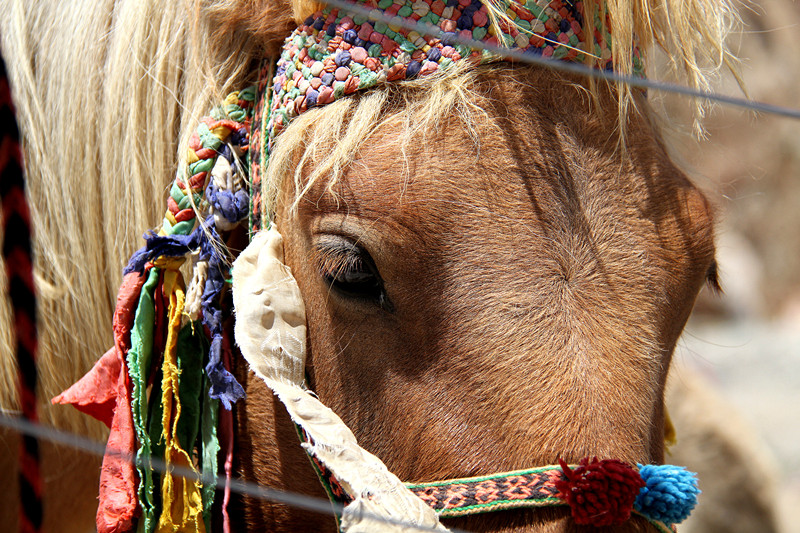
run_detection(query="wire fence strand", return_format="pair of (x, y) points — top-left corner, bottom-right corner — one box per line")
(0, 413), (469, 533)
(320, 0), (800, 120)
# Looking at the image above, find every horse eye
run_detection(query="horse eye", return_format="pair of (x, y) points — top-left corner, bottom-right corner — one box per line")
(314, 235), (394, 311)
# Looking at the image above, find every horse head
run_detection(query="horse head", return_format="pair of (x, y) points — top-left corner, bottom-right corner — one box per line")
(226, 1), (728, 531)
(233, 66), (717, 533)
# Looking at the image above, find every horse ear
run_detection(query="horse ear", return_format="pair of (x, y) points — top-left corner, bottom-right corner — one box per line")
(209, 0), (324, 56)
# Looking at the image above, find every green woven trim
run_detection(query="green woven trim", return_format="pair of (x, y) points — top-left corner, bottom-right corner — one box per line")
(431, 499), (674, 530)
(435, 497), (565, 518)
(404, 464), (560, 489)
(259, 78), (271, 232)
(437, 502), (674, 529)
(292, 422), (344, 530)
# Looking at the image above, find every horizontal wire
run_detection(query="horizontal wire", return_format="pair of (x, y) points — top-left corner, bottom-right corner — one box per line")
(0, 413), (467, 533)
(319, 0), (800, 120)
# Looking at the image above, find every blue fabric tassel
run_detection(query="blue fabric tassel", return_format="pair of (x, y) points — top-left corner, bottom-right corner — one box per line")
(635, 464), (701, 525)
(122, 228), (203, 275)
(196, 216), (245, 409)
(206, 182), (249, 225)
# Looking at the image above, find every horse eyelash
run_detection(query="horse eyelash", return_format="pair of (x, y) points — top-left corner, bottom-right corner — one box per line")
(705, 260), (722, 294)
(314, 239), (395, 312)
(314, 243), (368, 278)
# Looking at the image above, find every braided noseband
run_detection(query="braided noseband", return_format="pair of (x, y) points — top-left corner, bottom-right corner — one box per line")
(311, 451), (699, 531)
(54, 1), (696, 532)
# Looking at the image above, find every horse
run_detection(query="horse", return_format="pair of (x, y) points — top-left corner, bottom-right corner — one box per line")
(0, 0), (742, 531)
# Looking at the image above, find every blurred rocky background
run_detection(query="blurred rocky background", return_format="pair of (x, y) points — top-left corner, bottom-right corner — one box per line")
(655, 1), (800, 531)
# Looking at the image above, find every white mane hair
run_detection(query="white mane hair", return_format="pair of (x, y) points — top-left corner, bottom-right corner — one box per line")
(0, 0), (260, 430)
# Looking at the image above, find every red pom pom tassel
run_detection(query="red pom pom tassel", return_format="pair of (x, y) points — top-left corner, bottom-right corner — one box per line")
(555, 457), (645, 527)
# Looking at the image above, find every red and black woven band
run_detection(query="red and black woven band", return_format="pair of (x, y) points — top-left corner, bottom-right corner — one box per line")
(406, 466), (564, 517)
(1, 48), (43, 533)
(302, 448), (675, 533)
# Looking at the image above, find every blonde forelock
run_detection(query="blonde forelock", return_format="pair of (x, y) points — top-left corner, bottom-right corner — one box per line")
(264, 62), (488, 218)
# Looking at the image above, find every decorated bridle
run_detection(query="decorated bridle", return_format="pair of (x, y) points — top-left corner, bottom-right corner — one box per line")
(55, 0), (698, 532)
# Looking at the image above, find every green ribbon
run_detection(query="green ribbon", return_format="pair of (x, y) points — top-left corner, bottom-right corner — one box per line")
(127, 268), (159, 533)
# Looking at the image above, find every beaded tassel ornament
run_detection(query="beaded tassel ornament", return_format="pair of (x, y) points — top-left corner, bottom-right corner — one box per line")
(51, 1), (697, 532)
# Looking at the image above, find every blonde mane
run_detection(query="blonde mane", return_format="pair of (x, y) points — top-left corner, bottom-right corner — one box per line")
(0, 0), (260, 429)
(265, 61), (488, 216)
(0, 0), (737, 430)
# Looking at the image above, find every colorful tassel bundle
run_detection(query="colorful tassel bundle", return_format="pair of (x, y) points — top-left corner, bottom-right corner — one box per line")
(53, 89), (256, 533)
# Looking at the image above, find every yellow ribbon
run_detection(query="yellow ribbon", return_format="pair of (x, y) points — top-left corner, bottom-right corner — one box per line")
(664, 405), (677, 451)
(151, 257), (187, 271)
(157, 268), (206, 533)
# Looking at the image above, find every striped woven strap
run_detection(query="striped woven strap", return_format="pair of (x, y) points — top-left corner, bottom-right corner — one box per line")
(1, 41), (43, 533)
(405, 464), (676, 533)
(405, 465), (564, 517)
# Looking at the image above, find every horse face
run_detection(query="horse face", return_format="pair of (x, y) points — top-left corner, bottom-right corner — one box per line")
(273, 67), (715, 527)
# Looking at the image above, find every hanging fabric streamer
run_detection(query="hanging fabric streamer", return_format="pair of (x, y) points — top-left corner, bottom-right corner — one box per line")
(54, 90), (257, 532)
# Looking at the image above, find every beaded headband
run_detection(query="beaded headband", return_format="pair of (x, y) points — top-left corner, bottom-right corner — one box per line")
(249, 0), (645, 230)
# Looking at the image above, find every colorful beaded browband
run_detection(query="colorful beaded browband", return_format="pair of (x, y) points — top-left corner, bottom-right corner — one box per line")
(249, 0), (645, 230)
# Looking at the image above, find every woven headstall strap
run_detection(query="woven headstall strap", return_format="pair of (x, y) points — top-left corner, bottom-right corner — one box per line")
(406, 458), (699, 531)
(406, 465), (565, 518)
(249, 0), (645, 229)
(301, 434), (700, 531)
(1, 44), (43, 533)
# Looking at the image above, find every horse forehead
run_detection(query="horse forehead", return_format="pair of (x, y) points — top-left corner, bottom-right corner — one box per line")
(307, 136), (631, 237)
(299, 105), (713, 267)
(305, 127), (546, 228)
(318, 132), (489, 211)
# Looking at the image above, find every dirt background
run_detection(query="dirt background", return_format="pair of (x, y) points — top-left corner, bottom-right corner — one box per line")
(660, 1), (800, 531)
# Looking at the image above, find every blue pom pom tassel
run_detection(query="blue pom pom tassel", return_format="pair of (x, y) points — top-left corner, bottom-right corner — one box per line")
(634, 464), (700, 525)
